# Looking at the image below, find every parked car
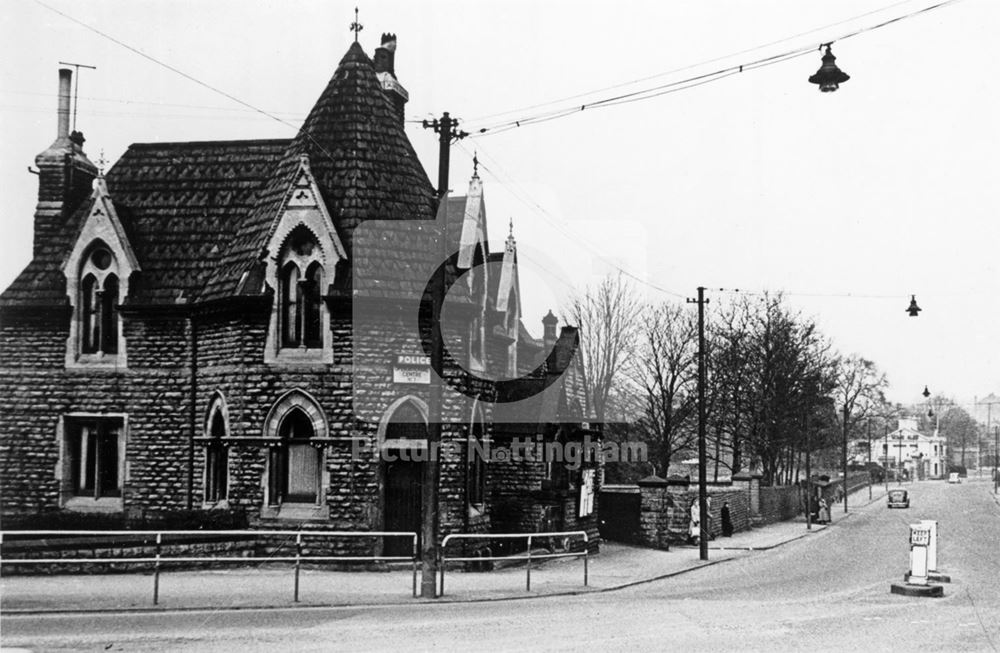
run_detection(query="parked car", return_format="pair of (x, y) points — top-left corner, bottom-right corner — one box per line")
(887, 489), (910, 509)
(948, 472), (961, 484)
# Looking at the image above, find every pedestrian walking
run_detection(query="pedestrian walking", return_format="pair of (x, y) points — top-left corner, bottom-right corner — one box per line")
(689, 499), (701, 545)
(721, 502), (734, 537)
(818, 497), (830, 524)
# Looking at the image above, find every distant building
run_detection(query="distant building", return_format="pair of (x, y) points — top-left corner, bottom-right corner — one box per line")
(874, 418), (947, 480)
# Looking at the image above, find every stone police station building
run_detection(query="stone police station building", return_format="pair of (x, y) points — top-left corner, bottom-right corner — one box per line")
(0, 33), (601, 554)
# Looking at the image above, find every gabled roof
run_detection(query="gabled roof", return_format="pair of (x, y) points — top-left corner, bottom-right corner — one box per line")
(0, 139), (288, 308)
(3, 40), (438, 308)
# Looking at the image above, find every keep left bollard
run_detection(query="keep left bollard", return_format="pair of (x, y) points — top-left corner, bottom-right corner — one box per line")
(919, 519), (951, 583)
(890, 523), (943, 597)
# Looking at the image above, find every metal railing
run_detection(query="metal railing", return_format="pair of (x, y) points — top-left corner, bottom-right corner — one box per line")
(0, 530), (418, 604)
(439, 531), (589, 597)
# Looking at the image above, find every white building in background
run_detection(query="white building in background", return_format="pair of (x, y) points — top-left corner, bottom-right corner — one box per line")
(876, 418), (948, 480)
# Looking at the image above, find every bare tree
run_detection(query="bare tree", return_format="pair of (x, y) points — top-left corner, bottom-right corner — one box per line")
(565, 274), (641, 426)
(834, 354), (889, 445)
(628, 301), (699, 473)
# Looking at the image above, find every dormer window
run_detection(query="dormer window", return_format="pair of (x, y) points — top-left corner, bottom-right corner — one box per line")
(272, 226), (328, 359)
(62, 179), (137, 370)
(279, 231), (323, 350)
(78, 245), (120, 357)
(262, 155), (346, 365)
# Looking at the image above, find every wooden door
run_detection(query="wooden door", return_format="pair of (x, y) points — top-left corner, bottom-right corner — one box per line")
(384, 457), (422, 557)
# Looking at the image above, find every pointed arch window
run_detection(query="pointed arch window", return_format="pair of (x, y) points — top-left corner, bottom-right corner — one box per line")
(79, 246), (120, 356)
(278, 227), (325, 351)
(269, 408), (322, 505)
(204, 398), (229, 504)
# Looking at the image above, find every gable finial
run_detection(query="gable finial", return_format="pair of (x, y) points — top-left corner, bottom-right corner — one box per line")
(350, 7), (363, 42)
(509, 217), (514, 238)
(97, 149), (107, 178)
(472, 151), (479, 178)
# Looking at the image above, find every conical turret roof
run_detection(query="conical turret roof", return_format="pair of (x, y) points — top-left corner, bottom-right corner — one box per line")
(203, 41), (437, 300)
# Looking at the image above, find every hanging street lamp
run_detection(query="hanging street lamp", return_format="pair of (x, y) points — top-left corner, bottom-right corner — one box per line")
(808, 44), (850, 92)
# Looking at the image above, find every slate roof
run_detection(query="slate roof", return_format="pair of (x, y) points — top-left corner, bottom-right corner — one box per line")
(109, 139), (290, 304)
(202, 41), (437, 301)
(2, 40), (438, 308)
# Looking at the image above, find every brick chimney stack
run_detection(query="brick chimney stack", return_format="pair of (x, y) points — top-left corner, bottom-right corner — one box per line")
(373, 33), (408, 125)
(33, 68), (98, 257)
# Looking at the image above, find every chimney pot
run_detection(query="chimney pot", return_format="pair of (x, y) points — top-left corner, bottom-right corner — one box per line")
(542, 309), (558, 348)
(58, 68), (72, 140)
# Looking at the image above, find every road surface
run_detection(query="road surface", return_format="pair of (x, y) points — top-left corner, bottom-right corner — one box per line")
(3, 478), (998, 652)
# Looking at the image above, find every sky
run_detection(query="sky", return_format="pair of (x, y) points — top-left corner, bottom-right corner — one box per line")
(1, 0), (998, 409)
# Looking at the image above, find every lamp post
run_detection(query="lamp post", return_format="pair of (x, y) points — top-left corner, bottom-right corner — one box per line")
(993, 426), (1000, 494)
(898, 432), (905, 485)
(883, 423), (889, 493)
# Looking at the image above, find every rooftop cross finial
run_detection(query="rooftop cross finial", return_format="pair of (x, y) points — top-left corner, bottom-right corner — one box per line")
(508, 218), (514, 238)
(472, 151), (479, 178)
(97, 149), (107, 177)
(350, 7), (363, 42)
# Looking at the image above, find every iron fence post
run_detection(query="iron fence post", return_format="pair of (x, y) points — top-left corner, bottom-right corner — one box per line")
(153, 532), (162, 605)
(526, 535), (532, 592)
(412, 534), (419, 598)
(293, 533), (302, 602)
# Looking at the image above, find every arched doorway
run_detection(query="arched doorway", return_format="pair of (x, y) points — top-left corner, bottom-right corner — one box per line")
(381, 399), (427, 556)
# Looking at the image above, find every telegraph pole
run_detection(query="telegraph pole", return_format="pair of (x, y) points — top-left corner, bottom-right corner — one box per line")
(686, 287), (709, 561)
(867, 418), (872, 500)
(421, 112), (467, 598)
(884, 424), (889, 493)
(805, 409), (812, 531)
(842, 403), (849, 513)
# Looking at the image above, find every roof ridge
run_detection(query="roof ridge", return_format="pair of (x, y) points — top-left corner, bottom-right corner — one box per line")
(127, 138), (293, 149)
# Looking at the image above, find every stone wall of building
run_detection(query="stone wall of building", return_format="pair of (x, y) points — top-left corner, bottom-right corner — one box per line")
(629, 479), (752, 549)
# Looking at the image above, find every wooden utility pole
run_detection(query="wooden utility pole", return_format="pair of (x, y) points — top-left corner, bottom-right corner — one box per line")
(421, 112), (466, 598)
(867, 418), (872, 500)
(805, 409), (812, 531)
(842, 403), (849, 513)
(686, 287), (709, 561)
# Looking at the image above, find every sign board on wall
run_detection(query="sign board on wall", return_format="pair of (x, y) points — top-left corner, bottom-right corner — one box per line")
(578, 469), (595, 518)
(393, 354), (431, 385)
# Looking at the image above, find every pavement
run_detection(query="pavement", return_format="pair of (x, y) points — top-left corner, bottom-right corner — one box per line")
(0, 484), (888, 614)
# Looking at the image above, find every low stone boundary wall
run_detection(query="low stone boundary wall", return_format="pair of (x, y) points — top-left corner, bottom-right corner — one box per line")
(1, 534), (257, 576)
(600, 470), (874, 551)
(759, 485), (801, 524)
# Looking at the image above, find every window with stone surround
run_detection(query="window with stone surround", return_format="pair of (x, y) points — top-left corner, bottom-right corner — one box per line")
(61, 415), (125, 509)
(278, 227), (324, 350)
(62, 179), (138, 370)
(262, 157), (346, 366)
(268, 409), (322, 505)
(204, 397), (229, 504)
(78, 245), (120, 357)
(262, 390), (329, 516)
(467, 409), (487, 509)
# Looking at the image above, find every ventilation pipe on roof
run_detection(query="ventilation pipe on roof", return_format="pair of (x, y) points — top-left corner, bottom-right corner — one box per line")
(57, 68), (72, 140)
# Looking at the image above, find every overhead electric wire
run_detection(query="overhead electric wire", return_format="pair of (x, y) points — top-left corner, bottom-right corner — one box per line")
(462, 0), (929, 125)
(464, 0), (965, 137)
(459, 141), (687, 299)
(31, 0), (339, 164)
(32, 0), (967, 306)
